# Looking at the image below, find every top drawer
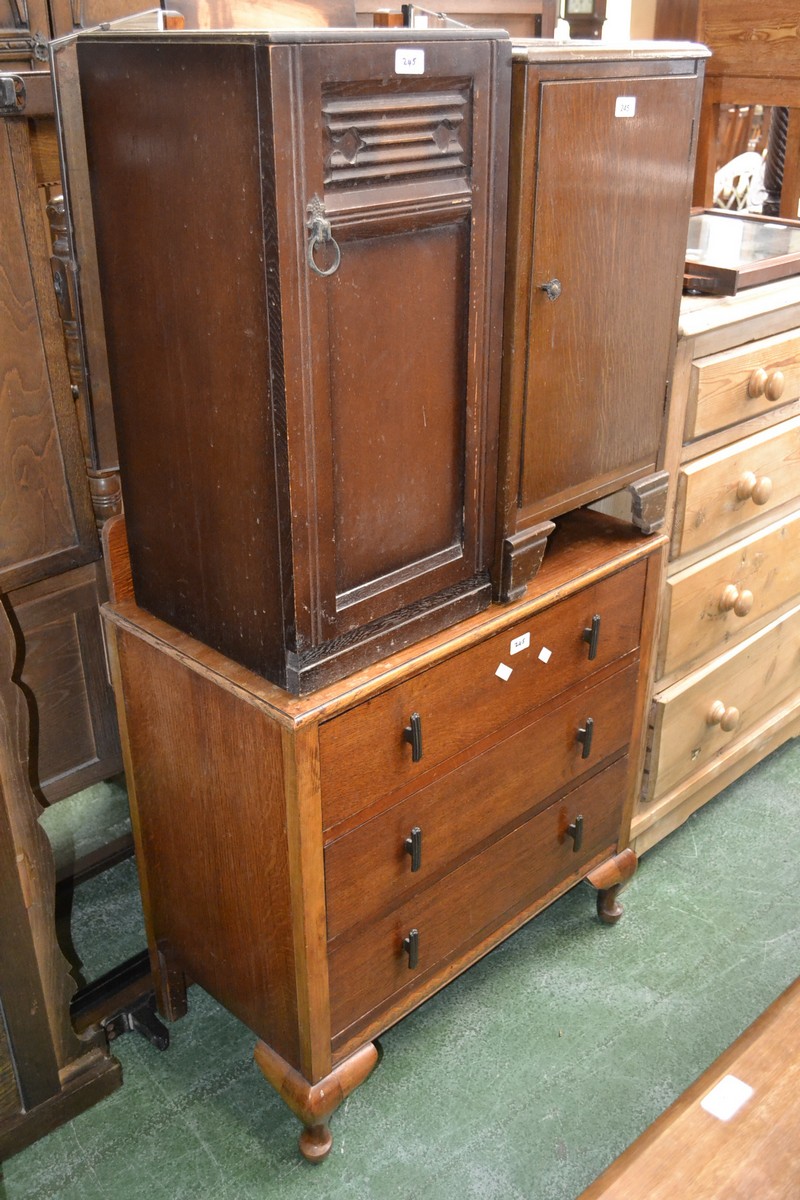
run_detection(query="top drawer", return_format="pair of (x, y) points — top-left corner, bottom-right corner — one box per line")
(685, 328), (800, 442)
(319, 559), (646, 830)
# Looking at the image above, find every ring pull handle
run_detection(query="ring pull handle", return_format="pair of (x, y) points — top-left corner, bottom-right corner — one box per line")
(306, 194), (341, 278)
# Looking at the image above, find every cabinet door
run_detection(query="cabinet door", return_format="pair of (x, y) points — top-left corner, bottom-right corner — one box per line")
(520, 72), (698, 518)
(0, 119), (98, 592)
(271, 38), (509, 642)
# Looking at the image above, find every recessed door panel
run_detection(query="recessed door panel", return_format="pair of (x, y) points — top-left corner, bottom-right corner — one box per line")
(328, 221), (468, 604)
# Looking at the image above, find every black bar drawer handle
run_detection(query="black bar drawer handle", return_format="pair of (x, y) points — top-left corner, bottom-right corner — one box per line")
(566, 815), (583, 853)
(403, 928), (419, 970)
(582, 614), (601, 660)
(403, 712), (423, 762)
(577, 717), (594, 759)
(404, 826), (422, 872)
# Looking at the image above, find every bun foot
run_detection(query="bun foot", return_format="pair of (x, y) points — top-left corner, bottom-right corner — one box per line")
(587, 847), (637, 925)
(299, 1123), (333, 1163)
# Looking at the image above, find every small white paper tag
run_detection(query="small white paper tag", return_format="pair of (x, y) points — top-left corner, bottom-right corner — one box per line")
(395, 48), (425, 75)
(700, 1075), (754, 1122)
(495, 663), (513, 682)
(615, 96), (636, 118)
(510, 632), (530, 656)
(538, 646), (552, 664)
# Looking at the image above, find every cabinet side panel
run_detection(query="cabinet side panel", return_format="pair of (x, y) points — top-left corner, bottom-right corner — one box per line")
(114, 628), (301, 1066)
(77, 40), (287, 683)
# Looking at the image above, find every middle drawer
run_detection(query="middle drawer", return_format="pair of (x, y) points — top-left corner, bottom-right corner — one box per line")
(673, 413), (800, 558)
(324, 661), (638, 940)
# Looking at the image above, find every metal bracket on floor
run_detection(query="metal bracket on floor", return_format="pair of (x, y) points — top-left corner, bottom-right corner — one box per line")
(102, 993), (170, 1051)
(70, 949), (170, 1051)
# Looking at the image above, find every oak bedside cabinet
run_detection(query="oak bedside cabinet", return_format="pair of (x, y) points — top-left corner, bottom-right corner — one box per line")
(495, 41), (708, 601)
(632, 276), (800, 853)
(76, 27), (511, 694)
(102, 509), (663, 1160)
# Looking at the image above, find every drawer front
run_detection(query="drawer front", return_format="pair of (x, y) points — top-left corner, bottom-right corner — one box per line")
(661, 509), (800, 678)
(673, 414), (800, 557)
(686, 328), (800, 441)
(328, 757), (627, 1040)
(650, 601), (800, 802)
(325, 662), (639, 940)
(320, 560), (646, 830)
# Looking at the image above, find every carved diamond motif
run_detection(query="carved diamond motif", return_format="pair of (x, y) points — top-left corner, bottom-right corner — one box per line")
(432, 121), (458, 153)
(330, 126), (367, 165)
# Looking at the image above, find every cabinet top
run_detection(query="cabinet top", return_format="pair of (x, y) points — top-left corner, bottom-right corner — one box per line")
(511, 38), (710, 64)
(77, 26), (511, 46)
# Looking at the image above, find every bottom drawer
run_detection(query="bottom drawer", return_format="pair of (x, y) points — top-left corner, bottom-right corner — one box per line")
(648, 599), (800, 802)
(328, 757), (627, 1041)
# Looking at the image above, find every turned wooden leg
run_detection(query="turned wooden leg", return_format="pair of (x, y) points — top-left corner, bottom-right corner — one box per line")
(254, 1040), (379, 1162)
(586, 847), (637, 925)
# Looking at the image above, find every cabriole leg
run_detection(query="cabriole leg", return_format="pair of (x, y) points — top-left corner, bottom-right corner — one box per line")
(254, 1040), (379, 1162)
(587, 847), (638, 925)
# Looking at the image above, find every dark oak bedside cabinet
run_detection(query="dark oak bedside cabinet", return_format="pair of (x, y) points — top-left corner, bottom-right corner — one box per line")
(76, 28), (512, 694)
(495, 41), (708, 601)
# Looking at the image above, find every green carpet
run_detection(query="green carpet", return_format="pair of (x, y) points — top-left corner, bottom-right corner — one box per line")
(3, 738), (798, 1200)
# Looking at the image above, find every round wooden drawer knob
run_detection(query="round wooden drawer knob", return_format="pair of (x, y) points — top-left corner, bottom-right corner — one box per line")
(707, 700), (740, 732)
(766, 370), (785, 402)
(737, 471), (773, 505)
(748, 367), (785, 402)
(718, 584), (754, 616)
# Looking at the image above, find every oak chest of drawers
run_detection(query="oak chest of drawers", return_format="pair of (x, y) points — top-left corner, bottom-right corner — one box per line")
(103, 510), (662, 1159)
(632, 278), (800, 853)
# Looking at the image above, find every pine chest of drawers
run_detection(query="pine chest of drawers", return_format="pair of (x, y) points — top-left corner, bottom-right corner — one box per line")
(632, 278), (800, 853)
(103, 511), (662, 1159)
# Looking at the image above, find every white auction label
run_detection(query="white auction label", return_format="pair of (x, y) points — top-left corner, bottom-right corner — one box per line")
(700, 1075), (754, 1122)
(510, 632), (530, 655)
(615, 96), (636, 118)
(538, 646), (552, 664)
(495, 663), (513, 682)
(395, 49), (425, 75)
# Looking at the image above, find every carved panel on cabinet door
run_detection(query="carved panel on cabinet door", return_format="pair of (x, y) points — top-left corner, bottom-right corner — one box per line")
(322, 85), (470, 188)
